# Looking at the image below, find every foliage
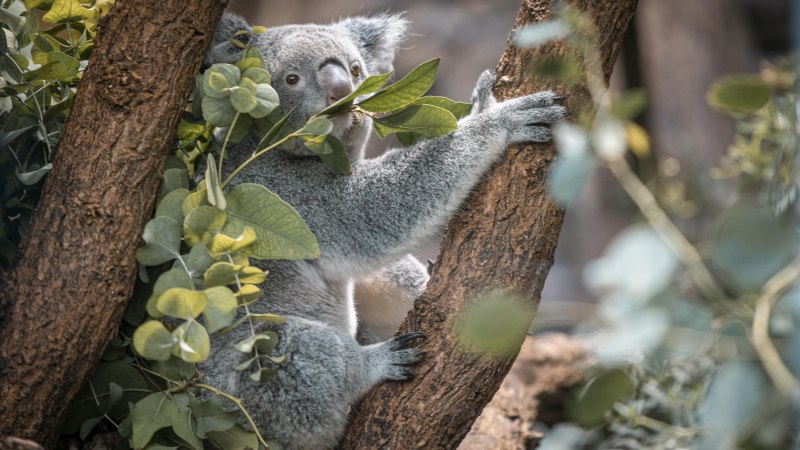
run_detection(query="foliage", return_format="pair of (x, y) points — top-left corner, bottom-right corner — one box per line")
(0, 3), (472, 447)
(525, 6), (800, 449)
(0, 0), (111, 266)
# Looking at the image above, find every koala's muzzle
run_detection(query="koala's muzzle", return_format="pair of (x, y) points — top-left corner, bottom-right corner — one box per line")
(318, 61), (354, 106)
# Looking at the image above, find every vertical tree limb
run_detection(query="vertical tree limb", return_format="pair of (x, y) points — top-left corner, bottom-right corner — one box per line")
(341, 0), (637, 448)
(0, 1), (227, 445)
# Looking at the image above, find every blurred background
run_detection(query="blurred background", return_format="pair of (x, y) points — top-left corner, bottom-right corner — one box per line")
(228, 0), (794, 331)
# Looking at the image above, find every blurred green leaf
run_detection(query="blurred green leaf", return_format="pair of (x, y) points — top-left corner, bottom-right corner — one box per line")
(710, 206), (798, 292)
(708, 74), (771, 114)
(570, 367), (634, 427)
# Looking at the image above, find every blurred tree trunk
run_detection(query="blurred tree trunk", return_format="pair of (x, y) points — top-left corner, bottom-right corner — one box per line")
(638, 0), (757, 167)
(0, 0), (227, 446)
(340, 0), (637, 448)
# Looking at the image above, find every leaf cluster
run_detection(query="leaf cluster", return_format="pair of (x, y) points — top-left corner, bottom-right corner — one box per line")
(530, 7), (800, 450)
(0, 0), (112, 266)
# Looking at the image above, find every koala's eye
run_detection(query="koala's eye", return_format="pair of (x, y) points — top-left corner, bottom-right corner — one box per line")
(285, 74), (300, 85)
(350, 65), (361, 78)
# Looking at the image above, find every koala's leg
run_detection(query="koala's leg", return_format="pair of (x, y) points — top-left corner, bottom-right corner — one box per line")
(205, 316), (423, 450)
(354, 254), (429, 344)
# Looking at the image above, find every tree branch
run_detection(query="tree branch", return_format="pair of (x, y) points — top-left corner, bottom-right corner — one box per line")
(0, 1), (227, 445)
(341, 0), (637, 448)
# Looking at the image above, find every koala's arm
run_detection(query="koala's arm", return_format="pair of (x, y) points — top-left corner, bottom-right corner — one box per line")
(354, 254), (429, 343)
(305, 73), (566, 278)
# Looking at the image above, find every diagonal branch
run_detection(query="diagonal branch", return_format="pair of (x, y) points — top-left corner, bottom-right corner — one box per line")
(341, 0), (637, 448)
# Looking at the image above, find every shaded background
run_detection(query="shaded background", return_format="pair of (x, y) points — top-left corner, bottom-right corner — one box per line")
(228, 0), (794, 330)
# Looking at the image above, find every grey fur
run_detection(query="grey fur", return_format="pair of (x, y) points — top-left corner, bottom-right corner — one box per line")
(201, 12), (566, 450)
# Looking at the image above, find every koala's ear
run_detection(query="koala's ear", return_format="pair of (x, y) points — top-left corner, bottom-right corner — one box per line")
(337, 13), (409, 76)
(207, 12), (252, 65)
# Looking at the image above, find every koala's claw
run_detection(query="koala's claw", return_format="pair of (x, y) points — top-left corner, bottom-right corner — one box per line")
(395, 332), (426, 346)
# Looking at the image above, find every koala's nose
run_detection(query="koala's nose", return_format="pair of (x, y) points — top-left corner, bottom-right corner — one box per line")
(319, 63), (353, 106)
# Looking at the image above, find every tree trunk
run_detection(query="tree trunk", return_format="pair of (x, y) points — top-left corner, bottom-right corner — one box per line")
(0, 0), (227, 445)
(341, 1), (637, 448)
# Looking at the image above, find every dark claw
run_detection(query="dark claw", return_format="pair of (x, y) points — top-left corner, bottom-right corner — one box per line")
(427, 259), (436, 275)
(400, 368), (416, 379)
(552, 95), (565, 103)
(396, 332), (426, 345)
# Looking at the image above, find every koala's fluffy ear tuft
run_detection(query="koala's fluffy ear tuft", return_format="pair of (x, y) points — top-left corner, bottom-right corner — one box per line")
(207, 12), (252, 65)
(337, 13), (410, 76)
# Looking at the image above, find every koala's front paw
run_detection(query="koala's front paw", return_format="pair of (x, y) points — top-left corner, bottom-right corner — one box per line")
(497, 91), (567, 144)
(370, 332), (426, 381)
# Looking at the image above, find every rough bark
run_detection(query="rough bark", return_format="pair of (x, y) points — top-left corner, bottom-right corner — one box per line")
(341, 1), (637, 448)
(0, 0), (227, 445)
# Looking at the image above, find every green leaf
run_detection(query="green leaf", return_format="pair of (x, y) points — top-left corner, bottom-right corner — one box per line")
(181, 184), (209, 218)
(250, 83), (279, 119)
(188, 398), (238, 439)
(152, 357), (196, 382)
(129, 393), (203, 450)
(207, 425), (259, 450)
(203, 286), (238, 333)
(184, 205), (227, 247)
(146, 268), (194, 319)
(16, 163), (52, 186)
(612, 88), (648, 119)
(22, 51), (79, 82)
(316, 135), (351, 174)
(297, 116), (334, 137)
(708, 74), (772, 114)
(133, 321), (177, 361)
(222, 183), (320, 259)
(156, 189), (190, 225)
(209, 227), (258, 257)
(570, 368), (635, 427)
(42, 0), (94, 23)
(136, 217), (181, 266)
(202, 96), (237, 127)
(205, 154), (226, 210)
(203, 262), (243, 287)
(373, 104), (457, 139)
(710, 206), (798, 292)
(236, 57), (262, 72)
(155, 288), (207, 319)
(241, 67), (270, 85)
(229, 86), (257, 114)
(319, 71), (393, 117)
(171, 321), (210, 362)
(249, 367), (277, 383)
(185, 243), (215, 287)
(160, 168), (190, 197)
(249, 313), (286, 324)
(396, 97), (471, 145)
(358, 59), (440, 113)
(202, 64), (240, 99)
(234, 333), (272, 353)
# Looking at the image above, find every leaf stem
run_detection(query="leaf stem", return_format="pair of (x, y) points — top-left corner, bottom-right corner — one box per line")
(218, 113), (240, 181)
(221, 134), (295, 188)
(606, 158), (727, 302)
(751, 263), (800, 396)
(194, 383), (271, 449)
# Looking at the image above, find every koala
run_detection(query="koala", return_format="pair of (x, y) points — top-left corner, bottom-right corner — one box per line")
(201, 12), (566, 450)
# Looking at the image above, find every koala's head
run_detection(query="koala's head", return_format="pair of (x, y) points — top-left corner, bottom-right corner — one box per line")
(207, 13), (409, 158)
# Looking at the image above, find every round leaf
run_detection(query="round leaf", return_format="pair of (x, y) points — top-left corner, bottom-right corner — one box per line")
(184, 205), (227, 247)
(172, 321), (211, 362)
(132, 321), (177, 361)
(250, 83), (280, 118)
(202, 64), (240, 99)
(204, 286), (238, 333)
(155, 288), (208, 319)
(202, 96), (237, 127)
(136, 217), (181, 267)
(242, 67), (270, 85)
(229, 86), (257, 114)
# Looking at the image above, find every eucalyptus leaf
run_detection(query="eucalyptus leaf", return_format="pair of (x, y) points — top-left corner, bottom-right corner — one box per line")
(319, 71), (392, 116)
(708, 74), (771, 114)
(132, 321), (177, 361)
(155, 288), (207, 319)
(184, 205), (227, 247)
(222, 183), (320, 259)
(136, 217), (181, 267)
(207, 425), (259, 450)
(203, 286), (237, 333)
(205, 154), (226, 210)
(373, 104), (457, 139)
(171, 321), (211, 362)
(156, 189), (190, 225)
(358, 59), (440, 113)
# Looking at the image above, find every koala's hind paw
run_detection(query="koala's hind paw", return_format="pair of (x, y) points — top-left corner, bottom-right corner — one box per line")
(368, 332), (426, 381)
